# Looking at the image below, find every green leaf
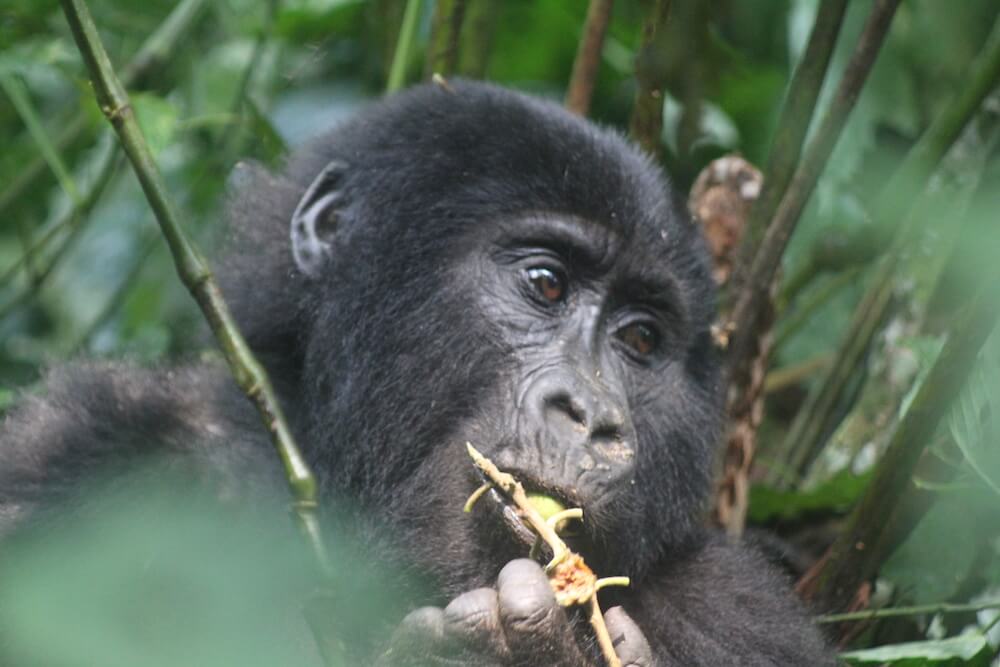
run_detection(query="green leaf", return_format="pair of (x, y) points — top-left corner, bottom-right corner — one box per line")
(748, 469), (871, 522)
(840, 635), (991, 666)
(947, 328), (1000, 496)
(131, 93), (179, 159)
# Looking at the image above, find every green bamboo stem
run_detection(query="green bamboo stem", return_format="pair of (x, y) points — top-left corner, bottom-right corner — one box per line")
(776, 16), (1000, 485)
(425, 0), (467, 79)
(738, 0), (848, 267)
(818, 600), (1000, 624)
(456, 0), (499, 78)
(725, 0), (901, 375)
(0, 74), (81, 206)
(387, 0), (424, 93)
(58, 0), (328, 572)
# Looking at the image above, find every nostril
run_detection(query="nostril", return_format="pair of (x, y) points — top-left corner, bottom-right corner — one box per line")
(591, 421), (624, 443)
(546, 394), (587, 427)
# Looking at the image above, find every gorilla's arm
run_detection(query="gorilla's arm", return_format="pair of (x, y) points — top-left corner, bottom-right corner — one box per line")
(0, 362), (285, 535)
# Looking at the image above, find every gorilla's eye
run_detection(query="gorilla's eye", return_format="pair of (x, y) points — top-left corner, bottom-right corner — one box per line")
(526, 266), (566, 304)
(616, 322), (660, 357)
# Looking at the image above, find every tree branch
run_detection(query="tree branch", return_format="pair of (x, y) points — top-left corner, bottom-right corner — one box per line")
(628, 0), (671, 156)
(425, 0), (467, 79)
(58, 0), (328, 572)
(724, 0), (901, 375)
(736, 0), (848, 270)
(565, 0), (615, 116)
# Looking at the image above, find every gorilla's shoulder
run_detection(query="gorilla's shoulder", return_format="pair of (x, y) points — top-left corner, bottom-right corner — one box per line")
(0, 361), (283, 533)
(635, 533), (834, 666)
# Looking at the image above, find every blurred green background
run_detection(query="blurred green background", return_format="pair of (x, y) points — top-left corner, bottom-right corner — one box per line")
(1, 0), (1000, 665)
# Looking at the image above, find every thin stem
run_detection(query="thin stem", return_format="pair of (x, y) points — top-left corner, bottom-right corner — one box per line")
(425, 0), (467, 79)
(456, 0), (499, 78)
(799, 276), (1000, 612)
(0, 136), (121, 322)
(0, 73), (81, 206)
(628, 0), (671, 156)
(775, 16), (1000, 486)
(0, 0), (210, 221)
(725, 0), (901, 375)
(387, 0), (424, 93)
(818, 600), (1000, 624)
(774, 266), (863, 350)
(466, 444), (628, 667)
(565, 0), (615, 116)
(738, 0), (848, 266)
(59, 0), (328, 573)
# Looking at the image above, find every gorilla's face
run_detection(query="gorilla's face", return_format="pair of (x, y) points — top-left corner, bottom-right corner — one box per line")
(276, 82), (723, 591)
(441, 209), (718, 580)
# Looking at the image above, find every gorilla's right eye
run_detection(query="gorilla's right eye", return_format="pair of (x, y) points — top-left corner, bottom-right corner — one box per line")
(525, 266), (566, 304)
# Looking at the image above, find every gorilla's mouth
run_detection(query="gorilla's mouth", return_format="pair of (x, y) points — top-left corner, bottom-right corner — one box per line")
(483, 478), (585, 552)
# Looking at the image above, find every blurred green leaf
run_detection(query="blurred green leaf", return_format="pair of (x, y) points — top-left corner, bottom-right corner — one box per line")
(749, 469), (871, 522)
(840, 635), (991, 666)
(131, 92), (179, 158)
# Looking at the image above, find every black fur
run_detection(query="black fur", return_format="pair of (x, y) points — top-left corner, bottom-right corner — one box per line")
(0, 81), (832, 665)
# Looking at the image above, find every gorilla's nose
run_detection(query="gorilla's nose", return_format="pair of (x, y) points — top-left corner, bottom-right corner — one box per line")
(532, 372), (636, 469)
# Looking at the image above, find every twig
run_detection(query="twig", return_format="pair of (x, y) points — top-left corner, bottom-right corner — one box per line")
(0, 73), (81, 206)
(59, 0), (328, 573)
(0, 0), (209, 219)
(466, 444), (629, 667)
(736, 0), (848, 273)
(387, 0), (424, 93)
(565, 0), (614, 116)
(0, 136), (121, 322)
(456, 0), (499, 78)
(725, 0), (901, 375)
(425, 0), (467, 79)
(628, 0), (671, 156)
(818, 600), (1000, 624)
(773, 266), (863, 351)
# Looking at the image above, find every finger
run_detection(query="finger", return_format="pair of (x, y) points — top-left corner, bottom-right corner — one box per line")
(496, 559), (584, 663)
(379, 606), (447, 666)
(603, 606), (653, 667)
(443, 587), (511, 658)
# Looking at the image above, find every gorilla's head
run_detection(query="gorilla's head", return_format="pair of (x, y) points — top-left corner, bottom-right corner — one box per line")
(222, 81), (723, 593)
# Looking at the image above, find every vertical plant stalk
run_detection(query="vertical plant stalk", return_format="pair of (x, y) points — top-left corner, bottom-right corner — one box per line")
(0, 74), (81, 206)
(628, 0), (671, 156)
(724, 0), (901, 376)
(565, 0), (615, 116)
(0, 0), (209, 220)
(797, 276), (1000, 612)
(0, 137), (121, 322)
(457, 0), (499, 78)
(774, 17), (1000, 485)
(425, 0), (467, 79)
(58, 0), (328, 571)
(734, 0), (848, 283)
(387, 0), (424, 93)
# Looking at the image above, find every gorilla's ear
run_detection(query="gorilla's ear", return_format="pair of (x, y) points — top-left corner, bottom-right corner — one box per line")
(290, 161), (348, 277)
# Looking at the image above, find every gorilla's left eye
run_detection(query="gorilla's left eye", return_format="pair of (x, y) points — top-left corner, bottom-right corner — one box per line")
(616, 322), (660, 357)
(526, 266), (566, 303)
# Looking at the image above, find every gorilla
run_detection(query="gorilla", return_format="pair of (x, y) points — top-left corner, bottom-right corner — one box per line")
(0, 81), (831, 665)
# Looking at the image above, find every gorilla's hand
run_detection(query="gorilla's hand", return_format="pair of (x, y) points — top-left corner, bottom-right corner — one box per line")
(375, 559), (652, 667)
